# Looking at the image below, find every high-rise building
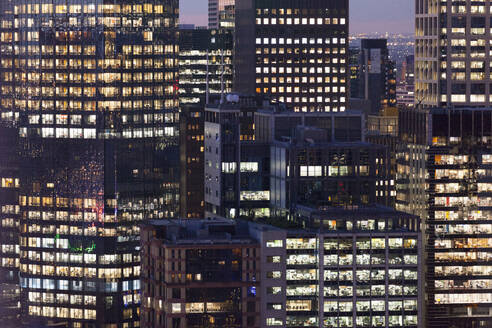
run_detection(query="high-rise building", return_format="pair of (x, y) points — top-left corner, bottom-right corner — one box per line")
(141, 207), (422, 328)
(235, 0), (349, 112)
(178, 26), (233, 219)
(204, 95), (269, 219)
(367, 108), (399, 138)
(0, 2), (20, 324)
(140, 218), (261, 328)
(400, 55), (414, 85)
(0, 125), (20, 326)
(396, 84), (415, 109)
(203, 94), (385, 220)
(397, 107), (492, 328)
(208, 0), (235, 29)
(349, 46), (362, 100)
(356, 39), (397, 114)
(178, 28), (233, 105)
(0, 1), (180, 326)
(269, 206), (421, 328)
(415, 0), (491, 108)
(180, 106), (205, 219)
(270, 125), (395, 214)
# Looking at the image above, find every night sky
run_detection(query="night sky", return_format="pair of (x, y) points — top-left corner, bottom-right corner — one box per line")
(179, 0), (414, 34)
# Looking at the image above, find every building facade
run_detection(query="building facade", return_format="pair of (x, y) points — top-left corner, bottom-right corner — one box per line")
(204, 95), (269, 219)
(0, 1), (180, 326)
(349, 46), (361, 100)
(400, 55), (414, 86)
(396, 84), (415, 109)
(235, 0), (349, 112)
(415, 0), (492, 107)
(208, 0), (235, 29)
(178, 27), (233, 218)
(179, 28), (233, 105)
(179, 106), (205, 218)
(140, 207), (421, 328)
(254, 107), (365, 144)
(397, 108), (492, 328)
(356, 39), (397, 114)
(253, 206), (421, 328)
(270, 126), (395, 214)
(0, 125), (20, 326)
(140, 219), (261, 328)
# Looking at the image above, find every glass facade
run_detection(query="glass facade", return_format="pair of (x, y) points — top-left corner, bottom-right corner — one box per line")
(397, 108), (492, 327)
(260, 209), (421, 328)
(270, 140), (394, 212)
(179, 28), (232, 105)
(0, 1), (179, 326)
(356, 39), (397, 114)
(0, 125), (21, 325)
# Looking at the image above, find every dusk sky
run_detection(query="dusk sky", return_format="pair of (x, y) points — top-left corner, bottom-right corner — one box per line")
(180, 0), (414, 34)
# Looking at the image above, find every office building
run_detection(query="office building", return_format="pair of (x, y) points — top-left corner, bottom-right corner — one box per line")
(254, 107), (365, 143)
(415, 0), (492, 107)
(204, 95), (270, 219)
(0, 2), (20, 324)
(349, 46), (362, 100)
(366, 107), (400, 211)
(0, 125), (20, 326)
(258, 206), (421, 328)
(0, 1), (180, 326)
(270, 126), (395, 214)
(400, 55), (414, 85)
(396, 84), (415, 109)
(179, 106), (205, 218)
(235, 0), (349, 112)
(140, 219), (261, 328)
(179, 28), (233, 105)
(178, 27), (233, 218)
(355, 39), (397, 114)
(141, 207), (421, 328)
(397, 107), (492, 327)
(209, 0), (235, 29)
(204, 97), (392, 220)
(367, 107), (399, 138)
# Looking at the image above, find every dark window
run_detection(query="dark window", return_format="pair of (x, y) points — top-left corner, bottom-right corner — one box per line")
(172, 288), (180, 299)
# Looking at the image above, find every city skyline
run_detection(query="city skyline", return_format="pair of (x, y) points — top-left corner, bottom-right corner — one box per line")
(1, 0), (491, 327)
(180, 0), (415, 33)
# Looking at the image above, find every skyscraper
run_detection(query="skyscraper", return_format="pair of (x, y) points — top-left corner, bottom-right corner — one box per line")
(401, 55), (414, 86)
(178, 22), (233, 219)
(0, 125), (20, 326)
(140, 219), (261, 328)
(0, 1), (180, 326)
(178, 28), (233, 105)
(413, 2), (492, 326)
(357, 39), (397, 114)
(235, 0), (349, 112)
(140, 209), (422, 328)
(208, 0), (235, 29)
(397, 108), (492, 328)
(415, 0), (491, 108)
(0, 1), (21, 325)
(204, 94), (266, 219)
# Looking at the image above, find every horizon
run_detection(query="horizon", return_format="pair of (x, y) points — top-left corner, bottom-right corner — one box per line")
(180, 0), (415, 34)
